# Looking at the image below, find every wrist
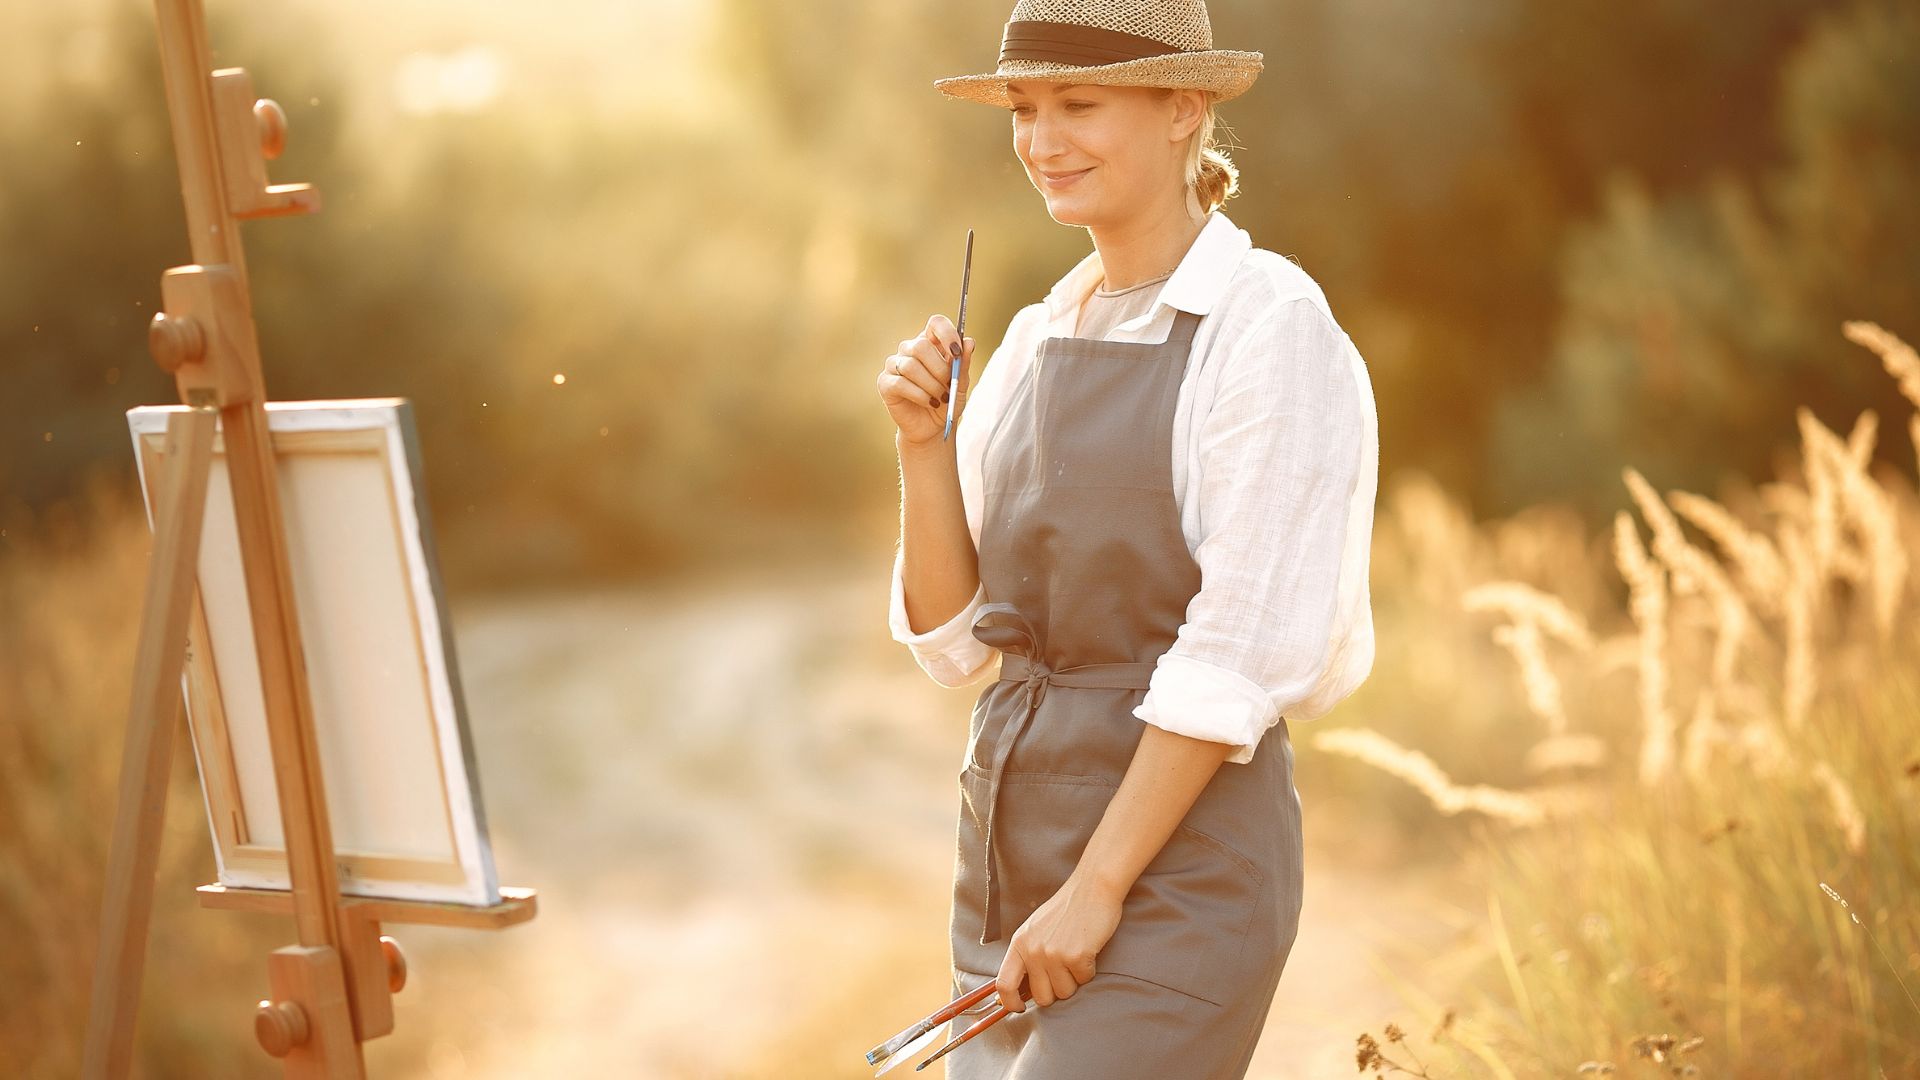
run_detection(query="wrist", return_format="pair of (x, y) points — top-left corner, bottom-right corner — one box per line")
(1071, 859), (1135, 905)
(896, 429), (956, 462)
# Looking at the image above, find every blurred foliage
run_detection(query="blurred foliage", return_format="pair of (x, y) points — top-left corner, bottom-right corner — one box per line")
(2, 0), (1915, 581)
(1494, 0), (1920, 513)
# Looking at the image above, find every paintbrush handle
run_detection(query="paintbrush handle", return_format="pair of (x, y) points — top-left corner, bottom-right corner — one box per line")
(870, 976), (996, 1063)
(914, 998), (1019, 1072)
(929, 977), (998, 1027)
(942, 229), (973, 442)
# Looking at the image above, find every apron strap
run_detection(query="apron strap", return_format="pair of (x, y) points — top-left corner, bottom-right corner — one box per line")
(973, 602), (1158, 942)
(1163, 307), (1203, 349)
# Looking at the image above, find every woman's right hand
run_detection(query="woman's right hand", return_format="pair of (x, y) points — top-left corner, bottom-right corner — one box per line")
(878, 313), (975, 448)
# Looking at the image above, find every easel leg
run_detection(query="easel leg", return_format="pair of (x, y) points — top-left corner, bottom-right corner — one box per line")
(82, 404), (219, 1080)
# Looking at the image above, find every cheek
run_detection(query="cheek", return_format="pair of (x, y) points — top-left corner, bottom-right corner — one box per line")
(1084, 139), (1133, 181)
(1083, 121), (1135, 167)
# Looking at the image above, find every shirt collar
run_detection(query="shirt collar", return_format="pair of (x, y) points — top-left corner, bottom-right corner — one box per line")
(1041, 209), (1251, 325)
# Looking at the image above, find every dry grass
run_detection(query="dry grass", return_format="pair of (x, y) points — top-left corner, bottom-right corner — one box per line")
(1312, 728), (1552, 828)
(1323, 322), (1920, 1075)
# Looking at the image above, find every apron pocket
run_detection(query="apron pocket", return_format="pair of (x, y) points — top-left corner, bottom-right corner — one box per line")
(957, 765), (1261, 1009)
(1097, 820), (1262, 1007)
(961, 769), (1117, 926)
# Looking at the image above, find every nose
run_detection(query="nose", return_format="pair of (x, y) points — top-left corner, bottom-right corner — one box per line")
(1022, 107), (1068, 167)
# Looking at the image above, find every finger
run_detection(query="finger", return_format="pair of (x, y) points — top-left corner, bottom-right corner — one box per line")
(887, 348), (944, 403)
(908, 332), (953, 377)
(996, 947), (1029, 1014)
(880, 369), (940, 410)
(1042, 955), (1077, 1003)
(1027, 964), (1056, 1009)
(925, 313), (960, 360)
(906, 337), (956, 404)
(1068, 953), (1097, 986)
(893, 339), (934, 382)
(1017, 944), (1069, 1005)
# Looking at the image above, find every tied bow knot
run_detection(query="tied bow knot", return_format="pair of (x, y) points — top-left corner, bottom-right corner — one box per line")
(972, 599), (1056, 724)
(1016, 660), (1050, 714)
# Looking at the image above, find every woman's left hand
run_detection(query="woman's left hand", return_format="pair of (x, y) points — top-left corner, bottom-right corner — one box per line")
(994, 870), (1126, 1012)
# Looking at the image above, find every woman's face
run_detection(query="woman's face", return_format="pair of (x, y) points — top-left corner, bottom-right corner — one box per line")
(1006, 81), (1202, 228)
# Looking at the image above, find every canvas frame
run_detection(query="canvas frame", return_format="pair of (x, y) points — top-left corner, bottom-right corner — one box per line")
(127, 399), (499, 906)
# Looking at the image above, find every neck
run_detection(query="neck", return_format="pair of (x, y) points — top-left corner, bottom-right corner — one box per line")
(1089, 190), (1209, 292)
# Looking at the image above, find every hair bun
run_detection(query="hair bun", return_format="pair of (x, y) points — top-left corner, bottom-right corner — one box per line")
(1195, 146), (1240, 212)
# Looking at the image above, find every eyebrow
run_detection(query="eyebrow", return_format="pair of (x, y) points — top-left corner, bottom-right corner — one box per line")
(1005, 82), (1086, 96)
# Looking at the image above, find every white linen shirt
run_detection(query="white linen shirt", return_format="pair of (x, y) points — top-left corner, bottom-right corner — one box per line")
(888, 209), (1379, 765)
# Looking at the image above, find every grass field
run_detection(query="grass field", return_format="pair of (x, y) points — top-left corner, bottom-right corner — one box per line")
(3, 322), (1916, 1076)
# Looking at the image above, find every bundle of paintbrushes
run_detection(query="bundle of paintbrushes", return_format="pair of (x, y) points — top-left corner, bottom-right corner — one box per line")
(864, 977), (1031, 1074)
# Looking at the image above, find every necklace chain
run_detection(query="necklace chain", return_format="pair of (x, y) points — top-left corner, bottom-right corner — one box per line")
(1098, 219), (1205, 292)
(1099, 262), (1177, 293)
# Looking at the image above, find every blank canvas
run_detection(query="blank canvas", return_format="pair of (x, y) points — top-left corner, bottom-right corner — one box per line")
(127, 399), (499, 905)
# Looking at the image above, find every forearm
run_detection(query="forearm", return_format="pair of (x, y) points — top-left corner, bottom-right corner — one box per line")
(896, 431), (979, 634)
(1072, 722), (1237, 901)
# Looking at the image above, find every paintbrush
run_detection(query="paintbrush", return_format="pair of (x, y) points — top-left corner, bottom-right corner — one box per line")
(866, 977), (996, 1074)
(865, 976), (1028, 1075)
(912, 980), (1034, 1071)
(942, 228), (973, 441)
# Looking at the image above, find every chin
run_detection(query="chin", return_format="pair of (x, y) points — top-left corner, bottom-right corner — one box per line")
(1041, 194), (1099, 226)
(1047, 204), (1094, 226)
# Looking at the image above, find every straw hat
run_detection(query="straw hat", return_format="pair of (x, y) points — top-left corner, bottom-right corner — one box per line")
(933, 0), (1263, 109)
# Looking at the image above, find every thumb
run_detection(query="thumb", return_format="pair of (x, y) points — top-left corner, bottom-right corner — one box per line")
(995, 943), (1028, 1013)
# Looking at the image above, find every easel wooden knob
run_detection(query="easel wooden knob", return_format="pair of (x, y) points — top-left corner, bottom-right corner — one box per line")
(255, 97), (289, 160)
(380, 937), (407, 994)
(147, 311), (205, 373)
(256, 1000), (310, 1057)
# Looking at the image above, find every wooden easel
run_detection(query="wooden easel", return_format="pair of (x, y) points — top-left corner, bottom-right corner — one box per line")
(80, 2), (534, 1076)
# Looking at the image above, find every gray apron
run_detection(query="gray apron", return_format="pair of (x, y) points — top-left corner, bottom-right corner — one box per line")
(946, 304), (1306, 1078)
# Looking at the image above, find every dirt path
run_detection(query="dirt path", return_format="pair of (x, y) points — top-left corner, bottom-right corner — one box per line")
(365, 558), (1488, 1078)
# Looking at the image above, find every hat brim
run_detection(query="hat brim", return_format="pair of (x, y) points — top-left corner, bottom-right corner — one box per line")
(933, 51), (1262, 108)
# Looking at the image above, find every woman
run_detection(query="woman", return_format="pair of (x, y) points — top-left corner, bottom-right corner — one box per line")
(876, 1), (1379, 1075)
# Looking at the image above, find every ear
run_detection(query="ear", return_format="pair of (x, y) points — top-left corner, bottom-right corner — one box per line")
(1168, 88), (1206, 143)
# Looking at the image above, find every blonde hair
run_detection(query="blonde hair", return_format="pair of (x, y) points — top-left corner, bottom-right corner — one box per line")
(1159, 87), (1240, 212)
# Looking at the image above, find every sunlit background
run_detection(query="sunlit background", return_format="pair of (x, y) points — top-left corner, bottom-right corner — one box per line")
(4, 0), (1918, 1076)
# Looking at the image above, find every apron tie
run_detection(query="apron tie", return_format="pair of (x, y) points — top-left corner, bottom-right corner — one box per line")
(969, 602), (1158, 944)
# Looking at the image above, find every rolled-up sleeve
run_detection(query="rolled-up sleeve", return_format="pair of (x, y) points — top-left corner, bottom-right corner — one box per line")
(1133, 297), (1371, 764)
(889, 553), (997, 687)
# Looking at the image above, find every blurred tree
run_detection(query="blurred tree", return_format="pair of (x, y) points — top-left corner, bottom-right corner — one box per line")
(0, 8), (188, 514)
(1492, 0), (1920, 513)
(1223, 0), (1846, 510)
(4, 0), (1895, 586)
